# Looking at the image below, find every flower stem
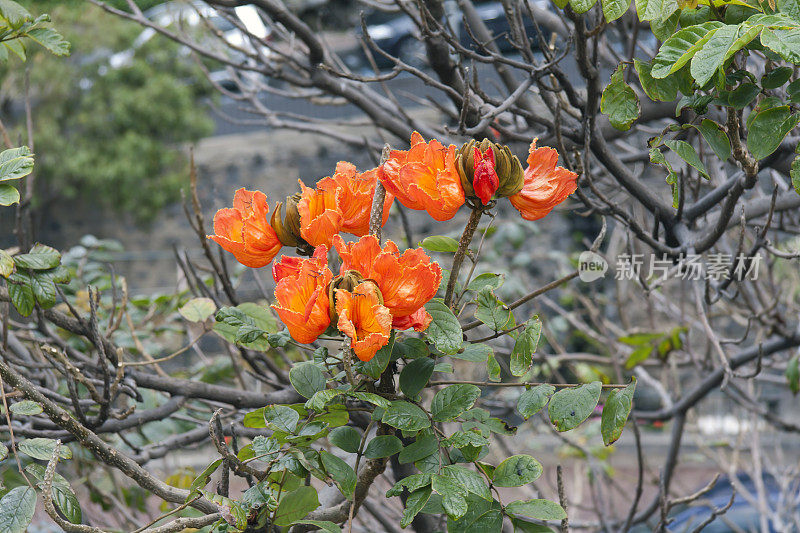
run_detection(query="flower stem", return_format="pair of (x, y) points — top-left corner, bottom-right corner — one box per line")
(368, 144), (392, 240)
(444, 206), (483, 308)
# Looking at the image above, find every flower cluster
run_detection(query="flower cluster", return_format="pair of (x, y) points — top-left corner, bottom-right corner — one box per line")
(208, 133), (576, 361)
(270, 236), (441, 361)
(380, 132), (578, 221)
(209, 161), (393, 267)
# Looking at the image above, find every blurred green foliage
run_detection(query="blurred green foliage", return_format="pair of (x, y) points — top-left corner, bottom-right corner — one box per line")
(1, 2), (213, 223)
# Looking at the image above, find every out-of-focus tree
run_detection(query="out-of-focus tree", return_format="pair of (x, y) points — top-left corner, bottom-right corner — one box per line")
(0, 2), (213, 223)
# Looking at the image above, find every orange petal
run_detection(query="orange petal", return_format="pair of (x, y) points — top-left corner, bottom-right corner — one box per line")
(509, 141), (578, 221)
(373, 245), (442, 317)
(336, 235), (442, 320)
(208, 189), (283, 268)
(298, 180), (343, 247)
(392, 307), (432, 332)
(378, 132), (464, 220)
(333, 234), (383, 278)
(272, 252), (333, 344)
(335, 282), (392, 362)
(323, 163), (394, 236)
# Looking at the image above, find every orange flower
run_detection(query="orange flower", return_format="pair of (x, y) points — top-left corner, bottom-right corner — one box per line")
(318, 162), (394, 236)
(208, 188), (283, 268)
(271, 247), (333, 344)
(509, 140), (578, 221)
(297, 180), (343, 247)
(272, 246), (328, 284)
(333, 235), (441, 331)
(391, 307), (433, 332)
(378, 132), (465, 221)
(335, 282), (392, 362)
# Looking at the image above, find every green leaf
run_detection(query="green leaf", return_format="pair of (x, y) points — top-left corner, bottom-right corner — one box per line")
(634, 59), (678, 102)
(792, 153), (800, 195)
(0, 486), (36, 533)
(0, 442), (7, 461)
(188, 459), (223, 495)
(383, 400), (431, 432)
(696, 119), (731, 161)
(9, 400), (42, 416)
(507, 499), (567, 521)
(420, 235), (459, 253)
(651, 22), (724, 78)
(786, 354), (799, 395)
(467, 272), (504, 293)
(328, 426), (362, 453)
(0, 184), (19, 205)
(432, 384), (481, 422)
(178, 297), (215, 322)
(290, 362), (326, 399)
(18, 437), (72, 460)
(425, 299), (463, 355)
(664, 139), (709, 178)
(447, 495), (503, 533)
(400, 357), (434, 398)
(25, 463), (82, 524)
(518, 384), (556, 419)
(493, 455), (543, 487)
(0, 249), (13, 277)
(441, 464), (491, 501)
(201, 490), (247, 529)
(0, 146), (33, 183)
(690, 23), (758, 87)
(548, 382), (602, 431)
(570, 0), (597, 14)
(650, 10), (680, 41)
(601, 64), (640, 131)
(7, 273), (33, 316)
(358, 332), (393, 379)
(263, 405), (300, 433)
(475, 289), (514, 331)
(393, 337), (429, 360)
(761, 66), (793, 90)
(601, 378), (637, 445)
(726, 82), (760, 109)
(625, 344), (654, 369)
(761, 27), (800, 64)
(432, 475), (468, 519)
(511, 316), (542, 377)
(320, 450), (356, 500)
(13, 244), (60, 270)
(29, 272), (56, 308)
(305, 389), (343, 412)
(24, 27), (70, 56)
(601, 0), (629, 22)
(635, 0), (668, 21)
(747, 105), (800, 160)
(364, 435), (403, 459)
(0, 0), (32, 26)
(486, 352), (501, 382)
(452, 343), (491, 363)
(387, 473), (432, 497)
(4, 38), (25, 61)
(291, 521), (342, 533)
(347, 391), (390, 409)
(399, 435), (439, 464)
(401, 487), (432, 528)
(274, 486), (320, 527)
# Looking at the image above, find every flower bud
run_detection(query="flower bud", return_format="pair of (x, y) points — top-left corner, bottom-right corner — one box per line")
(327, 270), (383, 325)
(455, 139), (524, 203)
(270, 192), (303, 247)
